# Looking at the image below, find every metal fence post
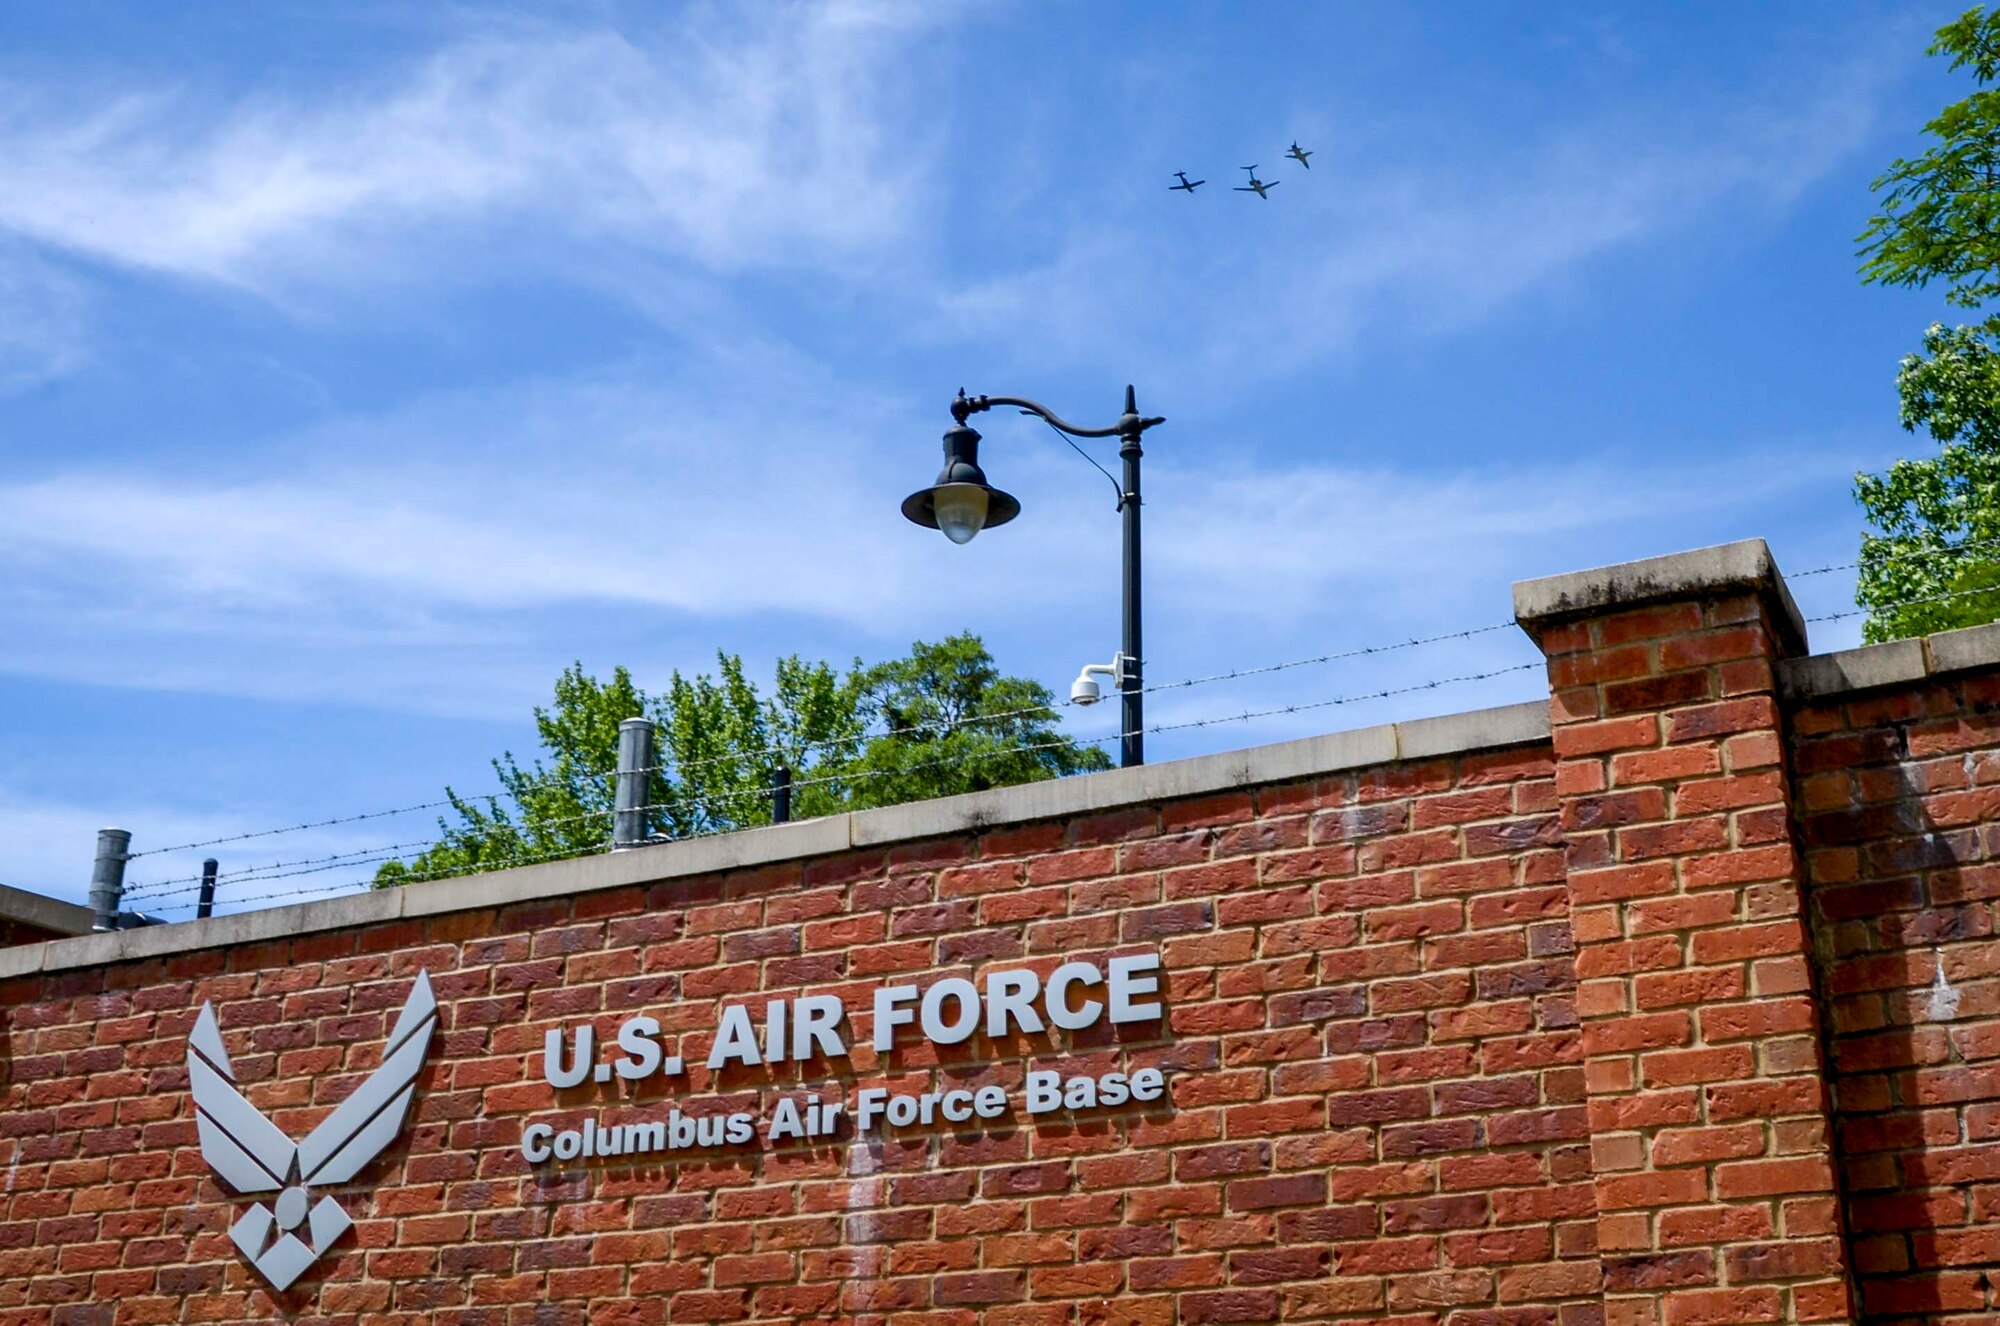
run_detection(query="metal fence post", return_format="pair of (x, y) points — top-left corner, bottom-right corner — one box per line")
(89, 828), (131, 932)
(197, 858), (219, 920)
(772, 765), (792, 824)
(611, 717), (655, 850)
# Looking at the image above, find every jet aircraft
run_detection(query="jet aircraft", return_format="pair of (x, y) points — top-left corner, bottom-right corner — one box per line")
(1234, 166), (1277, 199)
(1170, 171), (1204, 193)
(1286, 141), (1313, 169)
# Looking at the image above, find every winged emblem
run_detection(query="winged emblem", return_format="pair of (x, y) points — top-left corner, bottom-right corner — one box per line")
(187, 970), (437, 1290)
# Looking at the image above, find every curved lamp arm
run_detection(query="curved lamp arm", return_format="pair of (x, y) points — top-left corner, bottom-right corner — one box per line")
(951, 387), (1165, 440)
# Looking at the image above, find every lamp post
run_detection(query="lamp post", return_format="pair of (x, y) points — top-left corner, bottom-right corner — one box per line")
(901, 385), (1165, 768)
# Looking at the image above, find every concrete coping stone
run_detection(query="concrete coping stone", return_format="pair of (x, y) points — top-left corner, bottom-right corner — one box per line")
(1512, 538), (1808, 658)
(0, 700), (1554, 980)
(1779, 619), (2000, 701)
(0, 883), (93, 938)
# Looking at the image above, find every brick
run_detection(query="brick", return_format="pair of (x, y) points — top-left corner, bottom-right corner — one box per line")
(1688, 921), (1807, 965)
(1567, 862), (1677, 904)
(1652, 1123), (1766, 1168)
(1659, 1286), (1781, 1326)
(1712, 1156), (1835, 1199)
(1602, 1251), (1715, 1291)
(1611, 744), (1724, 785)
(1605, 671), (1713, 717)
(1554, 716), (1661, 758)
(1595, 1168), (1708, 1211)
(1665, 697), (1778, 744)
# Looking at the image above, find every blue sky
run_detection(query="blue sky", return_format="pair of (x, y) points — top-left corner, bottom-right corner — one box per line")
(0, 1), (1973, 909)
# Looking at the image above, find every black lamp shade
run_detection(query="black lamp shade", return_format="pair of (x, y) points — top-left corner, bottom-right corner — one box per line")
(901, 423), (1021, 533)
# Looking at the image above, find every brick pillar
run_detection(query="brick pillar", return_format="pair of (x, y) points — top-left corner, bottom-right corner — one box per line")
(1514, 541), (1855, 1326)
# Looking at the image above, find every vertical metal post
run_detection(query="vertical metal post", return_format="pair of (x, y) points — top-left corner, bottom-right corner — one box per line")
(89, 828), (131, 933)
(1119, 384), (1144, 768)
(196, 858), (218, 920)
(611, 717), (655, 850)
(772, 765), (793, 824)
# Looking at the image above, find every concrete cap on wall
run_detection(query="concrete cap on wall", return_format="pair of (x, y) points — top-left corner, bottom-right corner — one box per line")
(1511, 538), (1808, 658)
(0, 883), (93, 940)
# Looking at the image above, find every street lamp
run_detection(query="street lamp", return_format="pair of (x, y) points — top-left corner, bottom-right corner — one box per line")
(902, 385), (1165, 768)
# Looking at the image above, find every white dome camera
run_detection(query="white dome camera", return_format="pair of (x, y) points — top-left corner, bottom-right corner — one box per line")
(1070, 657), (1127, 707)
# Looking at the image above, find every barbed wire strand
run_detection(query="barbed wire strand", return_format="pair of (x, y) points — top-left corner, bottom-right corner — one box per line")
(127, 792), (506, 860)
(145, 659), (1544, 914)
(154, 582), (2000, 915)
(1806, 578), (2000, 625)
(184, 840), (608, 909)
(124, 801), (627, 899)
(122, 618), (1533, 863)
(1789, 532), (2000, 581)
(570, 617), (1534, 787)
(170, 559), (2000, 907)
(155, 742), (1106, 909)
(122, 837), (440, 899)
(120, 540), (2000, 872)
(140, 562), (2000, 907)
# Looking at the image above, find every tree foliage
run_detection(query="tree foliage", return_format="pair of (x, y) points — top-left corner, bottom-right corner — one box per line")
(373, 634), (1108, 885)
(1855, 7), (2000, 640)
(840, 636), (1112, 808)
(1860, 8), (2000, 311)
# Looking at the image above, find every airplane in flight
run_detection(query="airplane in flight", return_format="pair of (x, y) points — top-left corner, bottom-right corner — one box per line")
(1170, 171), (1205, 193)
(1234, 166), (1278, 199)
(1286, 141), (1313, 169)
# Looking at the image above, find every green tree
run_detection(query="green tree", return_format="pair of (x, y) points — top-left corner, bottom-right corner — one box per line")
(841, 635), (1113, 808)
(1856, 7), (2000, 640)
(373, 635), (1107, 885)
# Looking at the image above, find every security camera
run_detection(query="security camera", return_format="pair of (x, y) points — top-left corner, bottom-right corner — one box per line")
(1070, 657), (1126, 707)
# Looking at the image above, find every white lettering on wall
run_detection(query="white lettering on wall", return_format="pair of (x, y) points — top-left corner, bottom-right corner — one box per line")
(537, 953), (1170, 1089)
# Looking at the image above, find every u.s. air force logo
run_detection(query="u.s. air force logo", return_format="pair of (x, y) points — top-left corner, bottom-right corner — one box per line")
(186, 971), (437, 1289)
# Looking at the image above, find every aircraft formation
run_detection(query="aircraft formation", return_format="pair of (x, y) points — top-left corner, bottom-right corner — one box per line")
(1171, 142), (1312, 201)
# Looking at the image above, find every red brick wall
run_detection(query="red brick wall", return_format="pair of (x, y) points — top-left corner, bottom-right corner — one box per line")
(0, 744), (1601, 1326)
(1794, 674), (2000, 1326)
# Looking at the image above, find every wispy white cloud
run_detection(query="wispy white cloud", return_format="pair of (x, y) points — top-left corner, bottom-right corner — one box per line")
(0, 3), (1905, 391)
(0, 3), (939, 299)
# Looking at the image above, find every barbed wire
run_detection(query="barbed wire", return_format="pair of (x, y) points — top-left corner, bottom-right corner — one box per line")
(576, 618), (1530, 788)
(122, 836), (440, 899)
(1806, 579), (2000, 625)
(117, 615), (1533, 864)
(118, 540), (2000, 886)
(148, 577), (2000, 918)
(1144, 661), (1541, 734)
(158, 877), (375, 913)
(1790, 532), (2000, 581)
(131, 738), (1079, 903)
(124, 801), (628, 900)
(1140, 622), (1520, 699)
(126, 792), (505, 860)
(143, 658), (1543, 915)
(150, 838), (614, 912)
